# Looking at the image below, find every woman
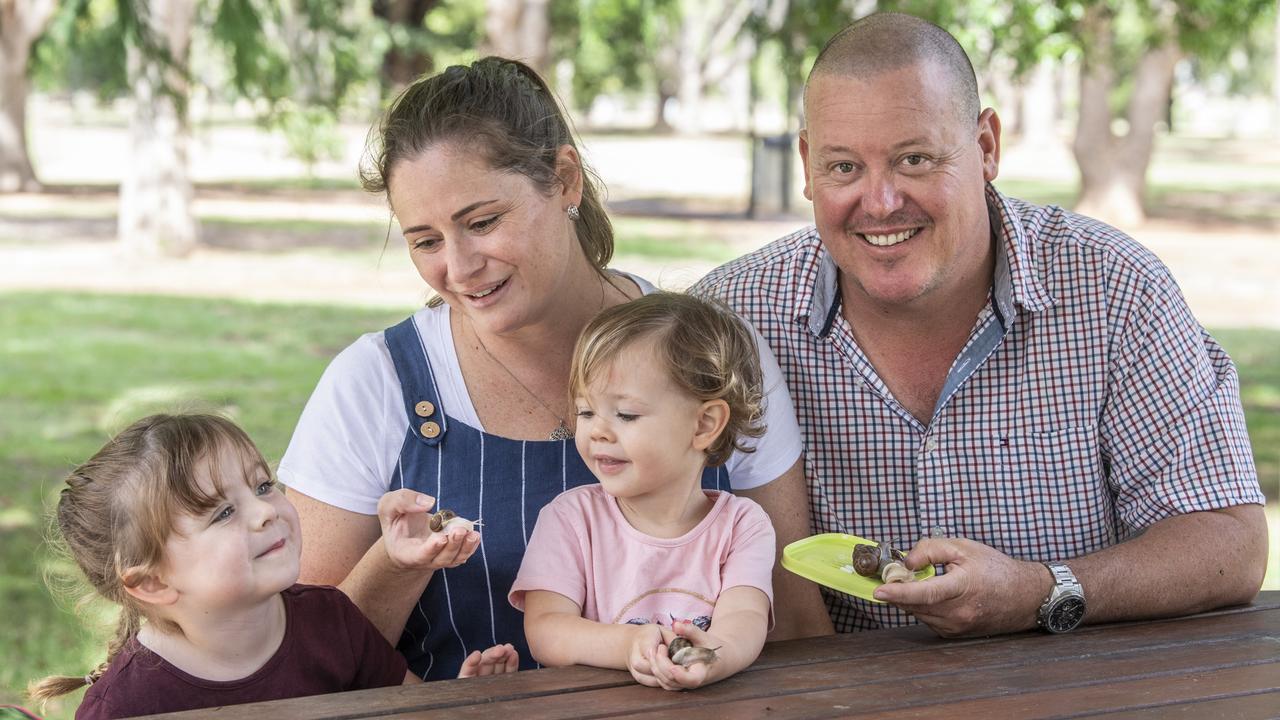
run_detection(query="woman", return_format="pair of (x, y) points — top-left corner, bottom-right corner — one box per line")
(279, 57), (832, 680)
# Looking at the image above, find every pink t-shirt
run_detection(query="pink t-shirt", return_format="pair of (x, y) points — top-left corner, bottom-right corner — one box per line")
(509, 485), (775, 628)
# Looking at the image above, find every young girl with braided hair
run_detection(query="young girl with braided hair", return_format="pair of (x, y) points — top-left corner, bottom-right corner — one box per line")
(29, 414), (515, 719)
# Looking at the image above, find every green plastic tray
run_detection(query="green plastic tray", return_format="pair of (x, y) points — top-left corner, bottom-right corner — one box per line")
(782, 533), (935, 604)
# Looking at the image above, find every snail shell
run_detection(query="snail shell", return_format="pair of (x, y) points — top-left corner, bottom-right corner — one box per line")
(428, 509), (476, 533)
(668, 637), (719, 667)
(853, 540), (914, 583)
(851, 544), (881, 577)
(427, 509), (457, 533)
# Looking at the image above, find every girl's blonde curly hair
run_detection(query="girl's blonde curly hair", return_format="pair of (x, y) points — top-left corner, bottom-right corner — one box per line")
(569, 292), (766, 467)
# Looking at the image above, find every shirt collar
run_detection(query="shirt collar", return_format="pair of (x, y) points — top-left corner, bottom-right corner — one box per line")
(798, 184), (1055, 336)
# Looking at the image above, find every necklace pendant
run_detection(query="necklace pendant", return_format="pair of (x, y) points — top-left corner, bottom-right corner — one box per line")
(548, 421), (573, 442)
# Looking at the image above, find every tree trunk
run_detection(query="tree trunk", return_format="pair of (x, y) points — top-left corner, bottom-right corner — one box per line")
(0, 0), (57, 193)
(1274, 1), (1280, 138)
(118, 0), (197, 257)
(1071, 4), (1180, 229)
(672, 14), (702, 134)
(1016, 59), (1058, 148)
(373, 0), (437, 88)
(483, 0), (550, 77)
(652, 85), (673, 132)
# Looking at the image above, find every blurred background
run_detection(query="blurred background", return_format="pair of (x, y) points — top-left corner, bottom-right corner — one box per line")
(1, 0), (1277, 715)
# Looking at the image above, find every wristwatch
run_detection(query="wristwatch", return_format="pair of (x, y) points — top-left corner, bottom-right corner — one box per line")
(1037, 562), (1086, 633)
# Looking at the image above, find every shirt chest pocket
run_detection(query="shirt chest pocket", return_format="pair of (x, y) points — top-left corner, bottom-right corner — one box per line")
(1004, 425), (1113, 557)
(1003, 425), (1101, 487)
(946, 424), (1111, 560)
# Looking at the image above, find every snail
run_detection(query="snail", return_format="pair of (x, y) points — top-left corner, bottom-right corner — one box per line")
(667, 637), (720, 668)
(851, 540), (915, 584)
(428, 509), (480, 533)
(851, 543), (881, 577)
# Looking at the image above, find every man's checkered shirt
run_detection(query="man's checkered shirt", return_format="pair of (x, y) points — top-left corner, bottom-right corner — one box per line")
(693, 185), (1263, 632)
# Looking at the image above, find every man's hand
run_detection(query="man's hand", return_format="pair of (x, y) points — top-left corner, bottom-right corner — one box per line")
(873, 537), (1052, 637)
(376, 489), (481, 572)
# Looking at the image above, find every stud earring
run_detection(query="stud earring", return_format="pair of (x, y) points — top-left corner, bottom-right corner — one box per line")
(566, 204), (581, 221)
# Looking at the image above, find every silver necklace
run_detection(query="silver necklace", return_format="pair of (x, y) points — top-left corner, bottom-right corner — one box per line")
(471, 323), (573, 441)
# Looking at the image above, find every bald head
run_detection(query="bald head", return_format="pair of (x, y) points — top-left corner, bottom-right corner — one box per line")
(805, 13), (980, 125)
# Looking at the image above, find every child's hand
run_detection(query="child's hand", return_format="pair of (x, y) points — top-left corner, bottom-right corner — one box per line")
(625, 624), (667, 688)
(457, 643), (519, 677)
(377, 489), (480, 571)
(650, 620), (717, 691)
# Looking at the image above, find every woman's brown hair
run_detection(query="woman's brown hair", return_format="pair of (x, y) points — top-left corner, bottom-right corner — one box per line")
(361, 56), (614, 306)
(569, 292), (766, 467)
(28, 414), (268, 704)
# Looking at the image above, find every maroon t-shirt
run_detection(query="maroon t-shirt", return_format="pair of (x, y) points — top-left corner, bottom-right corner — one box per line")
(76, 585), (407, 719)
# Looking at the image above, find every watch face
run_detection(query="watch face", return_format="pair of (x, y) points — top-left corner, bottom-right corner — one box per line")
(1047, 596), (1086, 633)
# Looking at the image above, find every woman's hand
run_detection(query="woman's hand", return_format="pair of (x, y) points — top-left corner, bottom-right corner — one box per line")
(458, 643), (520, 677)
(649, 621), (716, 691)
(376, 489), (481, 571)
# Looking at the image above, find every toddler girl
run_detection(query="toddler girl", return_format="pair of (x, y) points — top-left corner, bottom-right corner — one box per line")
(510, 293), (775, 691)
(29, 414), (516, 719)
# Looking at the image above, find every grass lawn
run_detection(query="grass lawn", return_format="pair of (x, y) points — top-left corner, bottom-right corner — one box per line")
(1, 291), (1276, 717)
(0, 292), (407, 718)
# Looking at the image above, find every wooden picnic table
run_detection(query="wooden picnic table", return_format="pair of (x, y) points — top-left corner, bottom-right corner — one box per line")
(142, 590), (1280, 719)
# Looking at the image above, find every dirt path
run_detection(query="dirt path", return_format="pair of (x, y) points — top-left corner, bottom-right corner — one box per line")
(3, 119), (1278, 327)
(3, 187), (1276, 328)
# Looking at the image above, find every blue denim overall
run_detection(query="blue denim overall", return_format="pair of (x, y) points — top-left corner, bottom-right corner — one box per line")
(383, 317), (730, 679)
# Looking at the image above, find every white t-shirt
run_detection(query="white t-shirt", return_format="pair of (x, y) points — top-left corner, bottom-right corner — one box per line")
(279, 275), (804, 514)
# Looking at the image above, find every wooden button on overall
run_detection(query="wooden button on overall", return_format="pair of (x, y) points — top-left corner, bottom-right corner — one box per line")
(415, 400), (435, 417)
(419, 421), (441, 438)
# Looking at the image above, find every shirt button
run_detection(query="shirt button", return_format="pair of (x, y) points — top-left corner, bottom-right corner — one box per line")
(924, 436), (938, 454)
(420, 421), (441, 438)
(415, 400), (435, 417)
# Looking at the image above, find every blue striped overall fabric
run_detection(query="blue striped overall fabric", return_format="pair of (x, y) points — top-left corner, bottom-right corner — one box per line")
(383, 317), (730, 679)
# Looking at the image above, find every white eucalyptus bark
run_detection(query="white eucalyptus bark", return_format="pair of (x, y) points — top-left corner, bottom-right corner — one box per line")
(118, 0), (197, 257)
(482, 0), (550, 77)
(1274, 1), (1280, 138)
(0, 0), (57, 192)
(1071, 4), (1181, 228)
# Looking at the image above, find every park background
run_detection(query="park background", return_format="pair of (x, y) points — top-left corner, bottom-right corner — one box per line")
(1, 0), (1277, 716)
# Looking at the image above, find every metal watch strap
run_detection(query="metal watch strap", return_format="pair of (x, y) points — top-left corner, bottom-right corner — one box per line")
(1046, 562), (1081, 593)
(1039, 562), (1085, 632)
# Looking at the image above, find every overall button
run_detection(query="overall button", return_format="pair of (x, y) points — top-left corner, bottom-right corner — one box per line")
(419, 421), (441, 438)
(415, 400), (435, 417)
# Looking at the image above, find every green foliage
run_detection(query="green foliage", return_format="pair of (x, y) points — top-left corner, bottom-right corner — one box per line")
(31, 0), (129, 97)
(209, 0), (292, 103)
(272, 105), (345, 173)
(417, 0), (485, 74)
(747, 0), (849, 93)
(569, 0), (680, 109)
(1183, 0), (1276, 95)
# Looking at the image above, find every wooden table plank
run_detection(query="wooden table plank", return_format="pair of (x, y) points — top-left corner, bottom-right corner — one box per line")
(137, 595), (1280, 720)
(749, 601), (1280, 673)
(830, 664), (1280, 720)
(593, 663), (1280, 720)
(132, 666), (634, 720)
(1075, 690), (1280, 718)
(372, 620), (1280, 719)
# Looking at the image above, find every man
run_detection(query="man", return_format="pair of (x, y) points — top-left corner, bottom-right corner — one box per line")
(694, 12), (1266, 637)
